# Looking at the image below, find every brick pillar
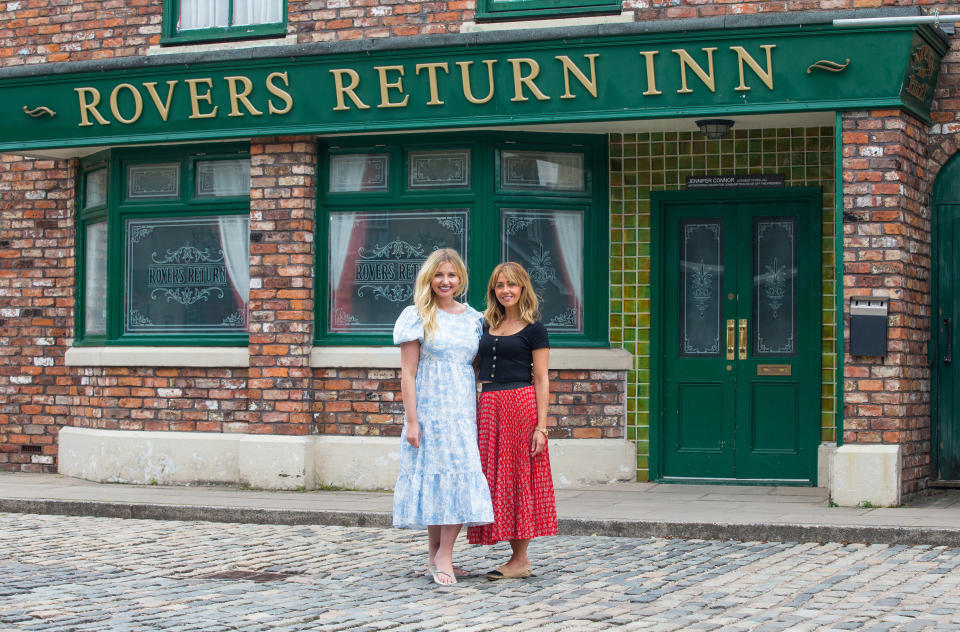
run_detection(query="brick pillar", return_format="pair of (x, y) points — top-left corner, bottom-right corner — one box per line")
(841, 109), (931, 497)
(0, 154), (75, 472)
(247, 137), (316, 435)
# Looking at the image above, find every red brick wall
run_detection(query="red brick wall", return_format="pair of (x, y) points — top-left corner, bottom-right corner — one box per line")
(70, 368), (249, 433)
(0, 154), (75, 472)
(841, 109), (931, 496)
(248, 136), (317, 435)
(314, 368), (627, 439)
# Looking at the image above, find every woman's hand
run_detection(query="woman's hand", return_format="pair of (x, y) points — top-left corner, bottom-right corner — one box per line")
(530, 428), (547, 456)
(406, 421), (421, 448)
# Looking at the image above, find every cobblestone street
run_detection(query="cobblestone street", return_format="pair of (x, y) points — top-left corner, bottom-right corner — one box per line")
(2, 513), (960, 631)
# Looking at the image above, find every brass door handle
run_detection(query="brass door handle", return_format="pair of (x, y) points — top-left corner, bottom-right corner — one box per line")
(726, 319), (735, 360)
(738, 318), (748, 360)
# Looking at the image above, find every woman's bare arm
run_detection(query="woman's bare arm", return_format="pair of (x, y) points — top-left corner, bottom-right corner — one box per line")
(530, 347), (550, 456)
(399, 340), (421, 448)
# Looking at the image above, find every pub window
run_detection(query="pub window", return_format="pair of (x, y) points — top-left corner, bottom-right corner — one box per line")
(475, 0), (621, 21)
(317, 133), (608, 347)
(76, 146), (251, 346)
(161, 0), (286, 45)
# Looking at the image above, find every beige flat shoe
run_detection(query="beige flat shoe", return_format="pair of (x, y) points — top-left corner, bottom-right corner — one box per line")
(484, 567), (532, 580)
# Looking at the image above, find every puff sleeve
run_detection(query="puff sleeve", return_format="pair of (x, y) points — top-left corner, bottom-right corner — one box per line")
(393, 305), (424, 345)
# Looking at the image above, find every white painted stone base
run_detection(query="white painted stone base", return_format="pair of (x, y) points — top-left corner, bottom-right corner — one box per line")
(829, 444), (902, 507)
(59, 427), (637, 491)
(313, 436), (402, 491)
(817, 443), (838, 489)
(58, 427), (314, 490)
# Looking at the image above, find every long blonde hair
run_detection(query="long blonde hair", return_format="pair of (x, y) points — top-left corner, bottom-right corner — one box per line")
(484, 262), (539, 329)
(413, 248), (469, 341)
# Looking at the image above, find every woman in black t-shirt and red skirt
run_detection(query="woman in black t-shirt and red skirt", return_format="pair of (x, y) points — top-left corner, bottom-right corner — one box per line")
(467, 261), (558, 580)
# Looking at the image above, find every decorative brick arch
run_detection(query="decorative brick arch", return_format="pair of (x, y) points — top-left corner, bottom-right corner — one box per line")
(925, 132), (960, 198)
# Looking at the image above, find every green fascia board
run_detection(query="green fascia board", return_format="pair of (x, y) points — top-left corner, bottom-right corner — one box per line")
(2, 23), (946, 152)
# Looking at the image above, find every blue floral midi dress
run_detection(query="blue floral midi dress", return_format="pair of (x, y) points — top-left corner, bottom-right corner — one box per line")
(392, 304), (495, 529)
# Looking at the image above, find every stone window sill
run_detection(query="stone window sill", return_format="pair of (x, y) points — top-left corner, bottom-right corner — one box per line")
(64, 347), (249, 368)
(64, 346), (632, 370)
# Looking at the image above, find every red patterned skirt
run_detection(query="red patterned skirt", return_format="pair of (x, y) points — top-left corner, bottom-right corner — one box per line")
(467, 385), (558, 545)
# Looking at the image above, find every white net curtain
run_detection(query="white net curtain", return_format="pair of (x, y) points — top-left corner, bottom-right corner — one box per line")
(179, 0), (283, 30)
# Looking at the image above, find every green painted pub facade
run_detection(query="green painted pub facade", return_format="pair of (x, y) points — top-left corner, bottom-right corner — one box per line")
(1, 0), (959, 505)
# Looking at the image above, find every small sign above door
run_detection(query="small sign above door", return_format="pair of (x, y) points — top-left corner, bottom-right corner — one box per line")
(686, 174), (785, 190)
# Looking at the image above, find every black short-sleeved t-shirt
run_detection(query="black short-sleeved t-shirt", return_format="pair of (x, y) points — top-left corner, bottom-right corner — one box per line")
(477, 321), (550, 383)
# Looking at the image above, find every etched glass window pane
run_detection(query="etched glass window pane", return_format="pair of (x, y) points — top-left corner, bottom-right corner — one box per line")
(680, 220), (722, 356)
(233, 0), (283, 25)
(84, 222), (107, 336)
(754, 217), (797, 357)
(329, 153), (389, 193)
(501, 209), (583, 334)
(196, 159), (250, 198)
(500, 150), (584, 192)
(328, 210), (468, 333)
(84, 168), (107, 209)
(408, 150), (470, 189)
(125, 216), (249, 334)
(127, 163), (180, 200)
(179, 0), (229, 30)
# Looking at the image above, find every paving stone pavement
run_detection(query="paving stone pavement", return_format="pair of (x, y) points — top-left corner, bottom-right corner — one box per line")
(2, 513), (960, 632)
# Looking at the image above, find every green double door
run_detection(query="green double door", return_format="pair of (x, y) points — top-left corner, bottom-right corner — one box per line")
(655, 189), (821, 484)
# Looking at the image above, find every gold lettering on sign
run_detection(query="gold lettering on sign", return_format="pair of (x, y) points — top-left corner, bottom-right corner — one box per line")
(330, 69), (370, 111)
(674, 47), (717, 94)
(225, 76), (263, 117)
(109, 83), (143, 124)
(905, 45), (936, 103)
(556, 54), (599, 99)
(375, 65), (410, 108)
(415, 62), (450, 106)
(457, 60), (497, 104)
(638, 51), (662, 96)
(143, 81), (178, 122)
(75, 87), (110, 127)
(508, 58), (550, 102)
(185, 78), (218, 119)
(730, 45), (775, 91)
(905, 76), (929, 101)
(266, 72), (294, 115)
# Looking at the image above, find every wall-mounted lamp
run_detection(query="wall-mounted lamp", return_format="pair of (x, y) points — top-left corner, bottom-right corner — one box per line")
(695, 119), (735, 140)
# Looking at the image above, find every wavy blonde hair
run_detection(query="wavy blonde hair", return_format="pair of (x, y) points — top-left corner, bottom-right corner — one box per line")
(484, 262), (539, 329)
(413, 248), (469, 342)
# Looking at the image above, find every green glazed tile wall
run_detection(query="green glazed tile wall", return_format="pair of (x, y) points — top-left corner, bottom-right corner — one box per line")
(609, 127), (837, 481)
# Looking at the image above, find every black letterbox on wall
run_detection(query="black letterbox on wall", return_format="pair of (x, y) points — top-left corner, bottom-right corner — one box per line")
(849, 298), (888, 356)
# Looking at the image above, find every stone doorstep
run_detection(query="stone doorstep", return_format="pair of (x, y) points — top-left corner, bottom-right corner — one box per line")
(57, 427), (637, 491)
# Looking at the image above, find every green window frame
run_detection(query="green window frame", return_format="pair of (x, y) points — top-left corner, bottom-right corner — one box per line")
(75, 144), (252, 347)
(475, 0), (621, 21)
(161, 0), (286, 46)
(316, 132), (609, 347)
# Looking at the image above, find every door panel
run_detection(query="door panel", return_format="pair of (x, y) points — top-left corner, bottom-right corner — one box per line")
(662, 205), (736, 478)
(657, 189), (820, 483)
(749, 383), (798, 453)
(676, 382), (725, 452)
(935, 203), (960, 480)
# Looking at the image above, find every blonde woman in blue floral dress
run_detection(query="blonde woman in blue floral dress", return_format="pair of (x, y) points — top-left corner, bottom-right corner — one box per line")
(393, 248), (494, 586)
